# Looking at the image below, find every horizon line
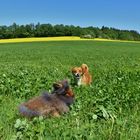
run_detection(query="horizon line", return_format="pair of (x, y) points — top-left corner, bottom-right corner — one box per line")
(0, 22), (139, 34)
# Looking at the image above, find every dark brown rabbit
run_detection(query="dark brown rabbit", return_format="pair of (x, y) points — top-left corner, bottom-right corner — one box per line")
(19, 80), (74, 118)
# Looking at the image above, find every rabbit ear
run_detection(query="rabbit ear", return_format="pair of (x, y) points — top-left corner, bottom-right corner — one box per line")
(81, 64), (88, 73)
(71, 67), (77, 73)
(53, 83), (62, 89)
(71, 67), (75, 72)
(62, 80), (69, 88)
(62, 80), (68, 84)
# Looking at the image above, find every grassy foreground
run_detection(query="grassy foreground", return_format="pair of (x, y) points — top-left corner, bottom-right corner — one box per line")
(0, 40), (140, 139)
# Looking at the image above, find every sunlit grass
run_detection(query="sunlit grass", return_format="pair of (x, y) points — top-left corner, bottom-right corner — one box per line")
(0, 36), (140, 43)
(0, 41), (140, 139)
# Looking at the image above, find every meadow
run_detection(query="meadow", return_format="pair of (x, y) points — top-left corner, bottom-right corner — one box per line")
(0, 40), (140, 140)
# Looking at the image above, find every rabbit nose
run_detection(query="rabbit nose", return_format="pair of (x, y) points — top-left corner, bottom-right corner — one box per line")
(75, 73), (80, 77)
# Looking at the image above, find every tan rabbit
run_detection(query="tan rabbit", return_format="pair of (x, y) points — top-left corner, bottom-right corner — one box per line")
(72, 64), (92, 86)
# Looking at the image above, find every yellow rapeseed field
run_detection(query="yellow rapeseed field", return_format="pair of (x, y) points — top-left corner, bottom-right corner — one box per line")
(0, 36), (140, 43)
(0, 37), (80, 43)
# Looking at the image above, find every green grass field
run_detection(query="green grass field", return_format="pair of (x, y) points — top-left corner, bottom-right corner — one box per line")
(0, 40), (140, 140)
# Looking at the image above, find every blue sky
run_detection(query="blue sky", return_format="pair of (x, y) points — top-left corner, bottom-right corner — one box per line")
(0, 0), (140, 32)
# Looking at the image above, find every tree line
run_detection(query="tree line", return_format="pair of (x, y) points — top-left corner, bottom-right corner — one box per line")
(0, 23), (140, 41)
